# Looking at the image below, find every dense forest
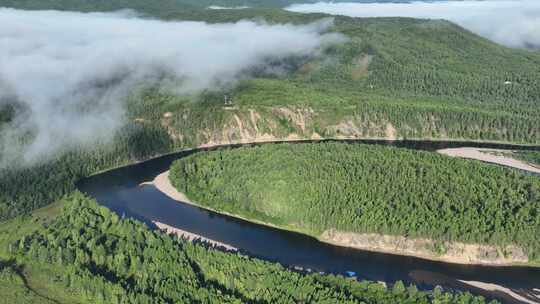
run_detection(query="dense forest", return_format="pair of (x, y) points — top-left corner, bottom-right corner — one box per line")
(0, 121), (172, 220)
(170, 142), (540, 261)
(0, 1), (539, 301)
(0, 193), (495, 303)
(1, 1), (539, 221)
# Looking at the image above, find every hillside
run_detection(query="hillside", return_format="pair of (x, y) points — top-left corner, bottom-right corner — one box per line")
(0, 3), (539, 302)
(1, 2), (539, 230)
(122, 11), (540, 146)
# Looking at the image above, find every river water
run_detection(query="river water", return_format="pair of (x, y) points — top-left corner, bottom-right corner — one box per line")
(78, 139), (540, 304)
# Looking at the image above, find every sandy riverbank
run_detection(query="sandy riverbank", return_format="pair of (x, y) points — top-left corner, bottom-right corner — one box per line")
(151, 170), (529, 267)
(149, 169), (539, 303)
(152, 220), (237, 251)
(142, 173), (237, 251)
(438, 147), (540, 174)
(320, 229), (527, 266)
(410, 270), (540, 304)
(459, 280), (540, 304)
(150, 171), (298, 233)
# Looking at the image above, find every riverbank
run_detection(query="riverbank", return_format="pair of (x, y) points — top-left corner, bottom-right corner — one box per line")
(150, 171), (303, 235)
(410, 270), (540, 304)
(196, 135), (540, 150)
(152, 220), (237, 251)
(149, 168), (540, 304)
(437, 147), (540, 174)
(320, 229), (527, 266)
(76, 138), (540, 304)
(151, 170), (531, 267)
(141, 174), (239, 251)
(458, 280), (540, 304)
(88, 136), (540, 180)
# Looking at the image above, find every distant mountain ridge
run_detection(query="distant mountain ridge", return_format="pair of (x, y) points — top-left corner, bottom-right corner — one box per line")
(0, 0), (454, 11)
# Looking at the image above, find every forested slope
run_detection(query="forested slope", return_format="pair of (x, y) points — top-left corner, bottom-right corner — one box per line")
(1, 2), (539, 226)
(0, 122), (172, 220)
(0, 193), (494, 304)
(170, 143), (540, 262)
(118, 10), (540, 145)
(0, 2), (537, 302)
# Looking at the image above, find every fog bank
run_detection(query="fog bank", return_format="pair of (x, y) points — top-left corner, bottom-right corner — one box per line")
(207, 6), (250, 10)
(287, 0), (540, 49)
(0, 8), (343, 167)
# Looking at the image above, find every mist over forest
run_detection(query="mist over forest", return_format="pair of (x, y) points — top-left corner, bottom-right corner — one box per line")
(0, 1), (539, 304)
(287, 0), (540, 49)
(0, 8), (343, 167)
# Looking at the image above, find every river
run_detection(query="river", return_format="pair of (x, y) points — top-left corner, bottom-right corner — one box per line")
(77, 139), (540, 304)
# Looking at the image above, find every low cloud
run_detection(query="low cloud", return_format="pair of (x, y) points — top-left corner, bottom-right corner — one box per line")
(207, 6), (250, 10)
(0, 8), (344, 167)
(287, 0), (540, 49)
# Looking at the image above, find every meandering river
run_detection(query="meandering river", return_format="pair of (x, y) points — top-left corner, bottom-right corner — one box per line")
(78, 139), (540, 304)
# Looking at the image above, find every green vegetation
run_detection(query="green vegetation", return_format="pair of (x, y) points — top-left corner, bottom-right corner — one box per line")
(513, 151), (540, 167)
(0, 122), (172, 220)
(3, 2), (540, 138)
(116, 11), (540, 145)
(2, 2), (540, 219)
(0, 2), (538, 301)
(170, 142), (540, 260)
(0, 265), (57, 304)
(0, 193), (494, 303)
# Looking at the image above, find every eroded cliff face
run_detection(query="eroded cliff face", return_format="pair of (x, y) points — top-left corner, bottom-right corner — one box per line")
(155, 107), (534, 266)
(147, 100), (540, 148)
(160, 106), (399, 148)
(320, 229), (529, 266)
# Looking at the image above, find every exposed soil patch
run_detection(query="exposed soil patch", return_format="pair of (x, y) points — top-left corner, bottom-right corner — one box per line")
(320, 229), (528, 266)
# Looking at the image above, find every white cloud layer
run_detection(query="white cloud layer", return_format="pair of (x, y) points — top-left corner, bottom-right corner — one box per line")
(0, 8), (343, 166)
(207, 6), (250, 10)
(287, 0), (540, 49)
